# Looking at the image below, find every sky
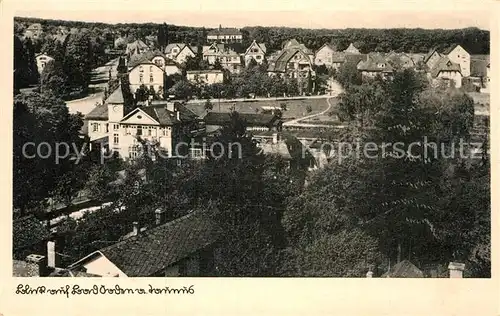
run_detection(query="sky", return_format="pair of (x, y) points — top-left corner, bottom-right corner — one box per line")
(11, 0), (493, 30)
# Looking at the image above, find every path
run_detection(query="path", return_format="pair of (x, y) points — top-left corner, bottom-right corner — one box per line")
(283, 96), (337, 127)
(66, 58), (119, 115)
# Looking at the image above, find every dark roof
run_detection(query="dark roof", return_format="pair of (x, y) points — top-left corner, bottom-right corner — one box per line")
(128, 51), (170, 68)
(85, 104), (108, 121)
(430, 56), (461, 78)
(204, 112), (280, 127)
(357, 54), (393, 73)
(106, 84), (125, 104)
(13, 215), (49, 251)
(208, 27), (242, 36)
(423, 49), (440, 64)
(382, 260), (424, 278)
(98, 211), (218, 276)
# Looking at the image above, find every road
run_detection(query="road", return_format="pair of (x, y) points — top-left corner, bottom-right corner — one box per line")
(66, 58), (119, 115)
(186, 94), (331, 104)
(283, 96), (338, 127)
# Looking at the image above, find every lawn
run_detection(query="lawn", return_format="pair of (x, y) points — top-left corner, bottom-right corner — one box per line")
(185, 98), (329, 120)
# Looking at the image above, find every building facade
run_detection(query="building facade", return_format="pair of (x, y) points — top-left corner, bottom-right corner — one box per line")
(207, 25), (243, 43)
(35, 53), (54, 74)
(128, 62), (165, 95)
(186, 70), (225, 85)
(244, 40), (267, 66)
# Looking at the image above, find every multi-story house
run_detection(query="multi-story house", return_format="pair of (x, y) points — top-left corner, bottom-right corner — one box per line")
(164, 43), (198, 64)
(357, 53), (393, 79)
(207, 25), (243, 43)
(128, 51), (181, 76)
(186, 70), (224, 85)
(128, 61), (165, 96)
(202, 43), (243, 73)
(24, 23), (43, 39)
(244, 40), (267, 66)
(314, 43), (337, 67)
(267, 41), (315, 80)
(35, 53), (54, 74)
(443, 44), (471, 77)
(85, 85), (200, 159)
(429, 56), (462, 88)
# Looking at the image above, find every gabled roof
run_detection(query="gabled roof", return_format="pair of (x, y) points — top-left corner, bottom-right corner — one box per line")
(283, 39), (301, 49)
(71, 211), (219, 277)
(441, 44), (461, 55)
(13, 215), (49, 252)
(165, 43), (184, 54)
(245, 40), (267, 55)
(128, 51), (170, 68)
(128, 61), (164, 74)
(316, 43), (337, 54)
(430, 56), (462, 78)
(120, 102), (198, 126)
(357, 53), (393, 73)
(269, 49), (312, 72)
(207, 27), (242, 36)
(423, 49), (441, 64)
(343, 43), (360, 54)
(382, 260), (424, 278)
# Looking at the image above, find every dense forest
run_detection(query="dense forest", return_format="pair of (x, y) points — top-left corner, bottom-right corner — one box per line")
(14, 16), (489, 54)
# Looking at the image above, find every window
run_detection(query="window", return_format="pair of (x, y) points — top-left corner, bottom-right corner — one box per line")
(139, 66), (143, 72)
(113, 133), (119, 145)
(139, 73), (143, 83)
(161, 128), (167, 136)
(129, 145), (141, 159)
(92, 123), (100, 132)
(136, 126), (142, 136)
(148, 127), (152, 136)
(106, 124), (109, 133)
(113, 124), (119, 131)
(256, 55), (261, 60)
(125, 125), (131, 135)
(149, 66), (153, 72)
(41, 62), (46, 68)
(149, 73), (154, 83)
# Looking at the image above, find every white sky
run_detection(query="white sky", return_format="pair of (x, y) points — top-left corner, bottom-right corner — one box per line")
(12, 0), (493, 30)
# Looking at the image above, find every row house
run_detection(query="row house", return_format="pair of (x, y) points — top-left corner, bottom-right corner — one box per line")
(164, 43), (198, 64)
(202, 43), (243, 74)
(84, 85), (200, 159)
(207, 25), (243, 43)
(244, 40), (267, 66)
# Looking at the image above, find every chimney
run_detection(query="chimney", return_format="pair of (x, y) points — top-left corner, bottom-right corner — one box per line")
(25, 254), (47, 277)
(155, 209), (166, 226)
(47, 240), (57, 270)
(219, 24), (222, 31)
(448, 262), (465, 278)
(132, 221), (139, 236)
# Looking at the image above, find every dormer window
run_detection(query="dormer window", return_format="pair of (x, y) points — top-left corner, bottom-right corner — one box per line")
(139, 66), (144, 72)
(378, 63), (385, 68)
(447, 61), (452, 67)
